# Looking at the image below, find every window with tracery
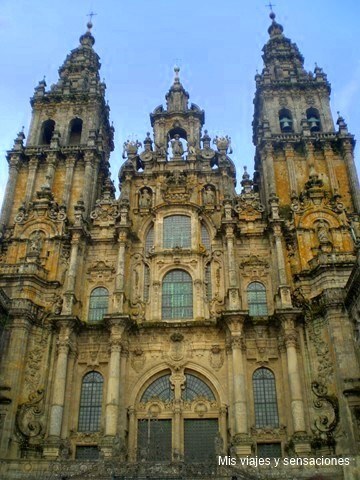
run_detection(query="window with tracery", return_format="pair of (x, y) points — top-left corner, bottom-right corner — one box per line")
(145, 225), (154, 254)
(247, 282), (268, 316)
(162, 270), (193, 320)
(253, 368), (279, 428)
(88, 287), (109, 322)
(136, 372), (219, 463)
(163, 215), (191, 248)
(78, 371), (103, 432)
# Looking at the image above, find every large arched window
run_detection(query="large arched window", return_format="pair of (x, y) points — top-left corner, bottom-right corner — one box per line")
(163, 215), (191, 248)
(68, 117), (83, 145)
(182, 373), (215, 401)
(88, 287), (109, 322)
(247, 282), (268, 316)
(39, 119), (55, 145)
(78, 371), (103, 432)
(162, 270), (193, 320)
(141, 374), (174, 402)
(253, 368), (279, 428)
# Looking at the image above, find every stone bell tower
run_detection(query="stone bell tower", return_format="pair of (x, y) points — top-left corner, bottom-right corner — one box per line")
(0, 20), (114, 233)
(253, 12), (360, 456)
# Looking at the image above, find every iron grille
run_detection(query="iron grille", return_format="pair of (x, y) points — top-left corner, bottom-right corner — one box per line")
(137, 419), (172, 461)
(184, 419), (218, 462)
(253, 368), (279, 427)
(163, 215), (191, 248)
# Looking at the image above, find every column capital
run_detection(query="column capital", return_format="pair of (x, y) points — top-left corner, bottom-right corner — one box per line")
(223, 312), (247, 335)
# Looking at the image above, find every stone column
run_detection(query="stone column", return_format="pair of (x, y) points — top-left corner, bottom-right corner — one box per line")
(83, 152), (95, 216)
(45, 320), (75, 457)
(219, 406), (228, 453)
(226, 315), (252, 456)
(173, 400), (182, 459)
(264, 143), (276, 196)
(24, 157), (39, 205)
(323, 142), (339, 195)
(284, 144), (298, 196)
(62, 156), (76, 207)
(225, 225), (240, 310)
(102, 318), (126, 457)
(118, 345), (129, 442)
(128, 407), (136, 461)
(282, 317), (306, 433)
(63, 232), (81, 315)
(0, 156), (20, 228)
(0, 315), (31, 456)
(114, 231), (127, 312)
(342, 140), (360, 213)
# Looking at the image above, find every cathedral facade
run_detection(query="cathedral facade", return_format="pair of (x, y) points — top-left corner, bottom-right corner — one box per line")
(0, 12), (359, 480)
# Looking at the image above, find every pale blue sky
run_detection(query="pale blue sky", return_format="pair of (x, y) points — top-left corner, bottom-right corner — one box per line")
(0, 0), (359, 207)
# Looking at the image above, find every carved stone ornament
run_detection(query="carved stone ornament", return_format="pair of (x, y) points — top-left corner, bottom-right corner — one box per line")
(131, 347), (145, 372)
(209, 344), (224, 370)
(162, 171), (191, 203)
(16, 389), (45, 444)
(311, 381), (339, 451)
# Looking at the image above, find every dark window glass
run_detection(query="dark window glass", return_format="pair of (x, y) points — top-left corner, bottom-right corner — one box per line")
(184, 419), (218, 462)
(257, 443), (282, 458)
(137, 419), (172, 461)
(163, 215), (191, 248)
(247, 282), (268, 316)
(253, 368), (279, 428)
(78, 371), (103, 432)
(141, 374), (174, 402)
(144, 265), (150, 302)
(201, 224), (211, 250)
(75, 445), (99, 460)
(205, 263), (212, 301)
(182, 373), (215, 401)
(145, 225), (154, 254)
(88, 287), (109, 322)
(162, 270), (193, 320)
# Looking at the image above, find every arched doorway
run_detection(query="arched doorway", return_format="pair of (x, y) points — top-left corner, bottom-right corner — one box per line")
(132, 370), (224, 463)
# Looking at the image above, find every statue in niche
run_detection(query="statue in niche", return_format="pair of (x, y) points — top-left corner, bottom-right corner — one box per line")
(317, 220), (331, 245)
(171, 134), (184, 156)
(139, 188), (152, 208)
(203, 185), (215, 205)
(28, 231), (43, 256)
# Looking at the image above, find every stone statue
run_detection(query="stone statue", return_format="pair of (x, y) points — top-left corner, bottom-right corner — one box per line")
(203, 186), (215, 205)
(139, 188), (152, 208)
(28, 231), (43, 255)
(171, 134), (184, 156)
(317, 220), (331, 245)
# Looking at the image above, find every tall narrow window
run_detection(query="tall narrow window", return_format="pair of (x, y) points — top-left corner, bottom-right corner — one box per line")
(39, 119), (55, 145)
(144, 265), (150, 302)
(78, 371), (103, 432)
(247, 282), (268, 316)
(253, 368), (279, 428)
(205, 263), (212, 301)
(145, 225), (154, 254)
(163, 215), (191, 248)
(201, 224), (211, 250)
(162, 270), (193, 320)
(88, 287), (109, 322)
(69, 118), (83, 144)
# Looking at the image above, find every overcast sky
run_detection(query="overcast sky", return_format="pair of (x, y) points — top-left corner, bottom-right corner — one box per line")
(0, 0), (359, 208)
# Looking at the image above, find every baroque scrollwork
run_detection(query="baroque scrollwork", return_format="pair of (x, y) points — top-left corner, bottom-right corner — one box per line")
(16, 389), (45, 444)
(311, 381), (339, 451)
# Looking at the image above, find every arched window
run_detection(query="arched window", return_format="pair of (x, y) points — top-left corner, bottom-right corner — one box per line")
(253, 368), (279, 428)
(247, 282), (268, 316)
(144, 265), (150, 302)
(162, 270), (193, 320)
(145, 224), (154, 254)
(39, 119), (55, 145)
(69, 118), (83, 145)
(141, 374), (174, 402)
(279, 109), (293, 133)
(201, 224), (211, 250)
(88, 287), (109, 322)
(306, 108), (321, 132)
(205, 263), (212, 301)
(163, 215), (191, 249)
(78, 371), (103, 432)
(182, 373), (215, 401)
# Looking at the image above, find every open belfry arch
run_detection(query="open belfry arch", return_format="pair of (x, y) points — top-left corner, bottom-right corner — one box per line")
(0, 12), (359, 480)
